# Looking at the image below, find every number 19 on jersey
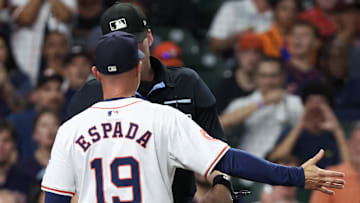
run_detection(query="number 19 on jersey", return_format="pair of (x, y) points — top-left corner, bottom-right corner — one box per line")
(90, 156), (142, 203)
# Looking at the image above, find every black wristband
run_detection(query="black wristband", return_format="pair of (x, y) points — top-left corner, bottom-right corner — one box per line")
(212, 175), (240, 202)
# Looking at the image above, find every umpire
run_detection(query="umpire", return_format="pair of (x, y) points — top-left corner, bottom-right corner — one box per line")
(67, 3), (233, 203)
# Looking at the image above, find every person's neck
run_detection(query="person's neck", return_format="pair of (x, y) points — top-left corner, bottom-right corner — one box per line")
(276, 23), (292, 38)
(141, 65), (155, 82)
(253, 0), (268, 13)
(291, 56), (313, 72)
(103, 90), (135, 101)
(35, 147), (51, 167)
(235, 68), (255, 91)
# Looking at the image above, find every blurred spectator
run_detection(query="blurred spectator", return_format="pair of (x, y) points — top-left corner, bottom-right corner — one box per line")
(208, 0), (272, 54)
(220, 56), (303, 158)
(7, 74), (64, 160)
(62, 50), (92, 113)
(39, 31), (69, 81)
(72, 0), (103, 45)
(0, 32), (30, 117)
(152, 41), (184, 67)
(335, 1), (360, 44)
(215, 33), (263, 113)
(17, 109), (60, 181)
(318, 39), (360, 120)
(255, 155), (299, 203)
(0, 190), (17, 203)
(310, 121), (360, 203)
(0, 119), (33, 202)
(300, 0), (338, 39)
(285, 20), (323, 94)
(10, 0), (76, 85)
(259, 0), (300, 60)
(269, 82), (349, 168)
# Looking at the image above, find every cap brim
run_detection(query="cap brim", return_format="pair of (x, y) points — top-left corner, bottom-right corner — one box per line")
(138, 50), (145, 59)
(134, 30), (148, 42)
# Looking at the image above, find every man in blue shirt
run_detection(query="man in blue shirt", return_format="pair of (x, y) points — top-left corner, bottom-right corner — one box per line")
(269, 82), (349, 168)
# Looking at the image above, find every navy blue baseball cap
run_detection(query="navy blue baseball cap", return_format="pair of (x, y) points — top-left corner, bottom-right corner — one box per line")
(95, 31), (144, 75)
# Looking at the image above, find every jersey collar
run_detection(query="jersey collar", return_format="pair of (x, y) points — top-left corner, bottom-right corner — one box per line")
(103, 96), (136, 102)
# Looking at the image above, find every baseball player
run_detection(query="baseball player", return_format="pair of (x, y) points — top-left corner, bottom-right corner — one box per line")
(68, 3), (234, 202)
(41, 31), (345, 203)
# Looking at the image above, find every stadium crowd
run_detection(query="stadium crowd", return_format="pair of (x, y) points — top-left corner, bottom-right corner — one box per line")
(0, 0), (359, 202)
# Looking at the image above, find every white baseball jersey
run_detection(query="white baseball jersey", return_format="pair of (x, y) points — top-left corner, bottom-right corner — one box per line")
(41, 97), (229, 203)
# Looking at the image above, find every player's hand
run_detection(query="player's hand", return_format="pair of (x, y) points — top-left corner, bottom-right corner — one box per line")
(301, 149), (345, 195)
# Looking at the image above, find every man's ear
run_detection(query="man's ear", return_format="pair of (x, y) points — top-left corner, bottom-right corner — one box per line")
(147, 29), (153, 47)
(135, 61), (143, 76)
(91, 66), (101, 81)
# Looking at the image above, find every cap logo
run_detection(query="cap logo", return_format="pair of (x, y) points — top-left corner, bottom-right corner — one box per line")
(143, 20), (147, 27)
(107, 65), (118, 72)
(109, 18), (127, 31)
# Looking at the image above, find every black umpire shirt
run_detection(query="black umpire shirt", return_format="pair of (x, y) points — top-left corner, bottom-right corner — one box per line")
(67, 56), (226, 203)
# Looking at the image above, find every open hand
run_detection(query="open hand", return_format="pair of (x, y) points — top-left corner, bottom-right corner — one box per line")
(301, 149), (345, 195)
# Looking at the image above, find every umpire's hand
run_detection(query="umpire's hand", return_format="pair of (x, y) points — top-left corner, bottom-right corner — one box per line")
(302, 149), (345, 195)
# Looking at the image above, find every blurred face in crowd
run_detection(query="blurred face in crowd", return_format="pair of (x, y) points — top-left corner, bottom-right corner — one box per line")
(0, 129), (15, 166)
(137, 30), (153, 81)
(291, 25), (319, 58)
(65, 55), (92, 90)
(349, 128), (360, 165)
(33, 112), (60, 150)
(34, 80), (64, 111)
(0, 37), (8, 65)
(325, 41), (348, 80)
(303, 95), (329, 132)
(43, 32), (68, 64)
(255, 61), (283, 93)
(237, 49), (262, 74)
(316, 0), (338, 12)
(275, 0), (298, 29)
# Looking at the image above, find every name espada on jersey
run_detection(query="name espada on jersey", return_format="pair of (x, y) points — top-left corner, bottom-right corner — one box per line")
(41, 97), (229, 203)
(75, 121), (153, 152)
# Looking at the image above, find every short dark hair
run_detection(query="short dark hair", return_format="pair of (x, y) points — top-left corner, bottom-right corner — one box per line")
(36, 74), (63, 89)
(300, 81), (334, 106)
(269, 0), (302, 11)
(0, 118), (16, 143)
(64, 50), (93, 67)
(255, 55), (284, 73)
(292, 20), (320, 39)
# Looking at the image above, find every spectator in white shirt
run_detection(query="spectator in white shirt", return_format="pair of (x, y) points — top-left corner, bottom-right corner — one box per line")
(10, 0), (77, 86)
(208, 0), (272, 53)
(220, 56), (303, 159)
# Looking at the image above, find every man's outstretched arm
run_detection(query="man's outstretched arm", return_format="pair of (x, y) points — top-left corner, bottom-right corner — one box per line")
(215, 149), (345, 195)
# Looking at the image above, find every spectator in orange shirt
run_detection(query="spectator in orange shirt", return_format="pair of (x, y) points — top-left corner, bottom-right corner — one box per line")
(300, 0), (338, 39)
(259, 0), (300, 60)
(310, 121), (360, 203)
